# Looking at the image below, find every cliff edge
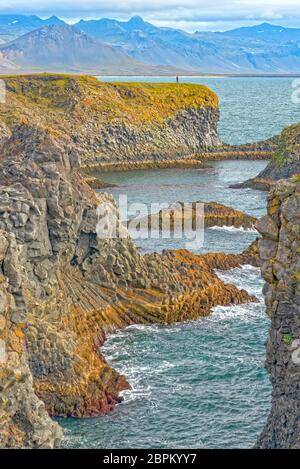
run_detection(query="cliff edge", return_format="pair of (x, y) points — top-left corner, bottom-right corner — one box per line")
(256, 179), (300, 448)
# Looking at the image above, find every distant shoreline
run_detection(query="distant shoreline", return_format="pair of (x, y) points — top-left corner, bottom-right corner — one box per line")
(98, 73), (300, 78)
(1, 70), (300, 78)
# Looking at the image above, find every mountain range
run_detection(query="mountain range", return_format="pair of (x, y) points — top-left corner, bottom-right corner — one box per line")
(0, 14), (64, 42)
(76, 17), (300, 73)
(1, 14), (300, 74)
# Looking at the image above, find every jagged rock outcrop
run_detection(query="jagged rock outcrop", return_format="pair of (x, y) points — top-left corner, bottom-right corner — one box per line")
(231, 123), (300, 191)
(0, 75), (220, 171)
(0, 123), (258, 448)
(200, 238), (260, 269)
(256, 179), (300, 448)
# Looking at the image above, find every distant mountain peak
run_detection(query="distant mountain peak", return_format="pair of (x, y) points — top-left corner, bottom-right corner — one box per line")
(225, 22), (288, 35)
(44, 16), (64, 24)
(255, 22), (282, 28)
(127, 16), (145, 25)
(75, 14), (157, 39)
(124, 15), (156, 31)
(250, 22), (287, 32)
(0, 23), (93, 51)
(28, 23), (80, 37)
(2, 14), (300, 74)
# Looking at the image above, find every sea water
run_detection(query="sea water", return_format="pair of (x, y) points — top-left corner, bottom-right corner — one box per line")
(60, 77), (300, 448)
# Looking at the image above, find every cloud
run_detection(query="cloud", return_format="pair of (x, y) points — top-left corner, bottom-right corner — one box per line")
(1, 0), (300, 31)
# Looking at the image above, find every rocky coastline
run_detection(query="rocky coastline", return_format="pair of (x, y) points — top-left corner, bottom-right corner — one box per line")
(0, 74), (276, 178)
(0, 121), (261, 448)
(80, 139), (275, 174)
(81, 148), (272, 174)
(0, 75), (221, 168)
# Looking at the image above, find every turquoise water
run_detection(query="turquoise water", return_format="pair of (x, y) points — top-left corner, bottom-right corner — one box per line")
(60, 77), (300, 448)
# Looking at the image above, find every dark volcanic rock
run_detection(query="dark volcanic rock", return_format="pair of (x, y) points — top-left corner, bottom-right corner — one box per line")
(256, 179), (300, 449)
(135, 200), (257, 232)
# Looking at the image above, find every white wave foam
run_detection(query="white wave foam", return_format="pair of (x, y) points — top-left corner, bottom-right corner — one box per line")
(240, 264), (260, 271)
(215, 265), (263, 299)
(208, 225), (257, 233)
(120, 385), (152, 403)
(211, 302), (265, 322)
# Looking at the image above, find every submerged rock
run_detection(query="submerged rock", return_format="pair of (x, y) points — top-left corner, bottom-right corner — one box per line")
(83, 176), (117, 190)
(132, 200), (257, 233)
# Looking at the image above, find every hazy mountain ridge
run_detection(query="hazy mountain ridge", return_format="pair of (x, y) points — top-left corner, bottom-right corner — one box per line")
(76, 16), (300, 73)
(0, 23), (181, 74)
(1, 14), (300, 73)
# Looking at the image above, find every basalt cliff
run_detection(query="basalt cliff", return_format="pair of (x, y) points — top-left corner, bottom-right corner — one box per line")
(256, 179), (300, 448)
(0, 120), (260, 448)
(0, 74), (274, 176)
(0, 74), (221, 171)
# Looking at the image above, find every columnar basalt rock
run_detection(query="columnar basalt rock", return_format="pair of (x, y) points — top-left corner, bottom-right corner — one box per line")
(256, 179), (300, 449)
(0, 123), (258, 448)
(0, 231), (61, 448)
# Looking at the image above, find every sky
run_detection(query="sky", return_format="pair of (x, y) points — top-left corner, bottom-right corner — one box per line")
(1, 0), (300, 32)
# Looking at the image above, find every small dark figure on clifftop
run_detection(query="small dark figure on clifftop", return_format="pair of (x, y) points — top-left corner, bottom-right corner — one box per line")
(176, 75), (179, 83)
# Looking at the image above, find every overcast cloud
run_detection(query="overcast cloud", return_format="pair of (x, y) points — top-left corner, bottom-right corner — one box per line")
(1, 0), (300, 31)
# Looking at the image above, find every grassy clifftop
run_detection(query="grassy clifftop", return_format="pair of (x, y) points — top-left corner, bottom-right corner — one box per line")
(0, 74), (220, 167)
(0, 74), (218, 130)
